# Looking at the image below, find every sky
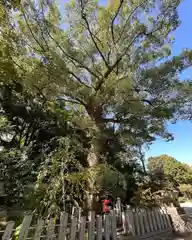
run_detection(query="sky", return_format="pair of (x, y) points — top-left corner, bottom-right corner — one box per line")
(145, 0), (192, 164)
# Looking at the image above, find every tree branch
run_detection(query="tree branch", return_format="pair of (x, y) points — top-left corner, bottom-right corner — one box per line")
(103, 118), (121, 123)
(22, 4), (100, 81)
(21, 6), (47, 53)
(95, 31), (144, 92)
(96, 18), (166, 93)
(68, 70), (92, 89)
(75, 38), (103, 78)
(56, 98), (81, 105)
(80, 0), (109, 69)
(116, 2), (145, 43)
(44, 20), (100, 80)
(111, 0), (124, 44)
(62, 93), (86, 106)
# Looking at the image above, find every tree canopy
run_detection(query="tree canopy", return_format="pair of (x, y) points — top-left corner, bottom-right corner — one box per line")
(148, 154), (192, 185)
(0, 0), (192, 215)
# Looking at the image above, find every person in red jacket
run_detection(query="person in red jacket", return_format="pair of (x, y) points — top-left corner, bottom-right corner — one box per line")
(103, 195), (113, 214)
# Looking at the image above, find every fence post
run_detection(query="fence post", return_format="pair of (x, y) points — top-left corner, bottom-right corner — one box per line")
(46, 218), (55, 240)
(104, 214), (110, 240)
(162, 207), (169, 228)
(163, 208), (172, 228)
(126, 209), (136, 236)
(122, 211), (127, 234)
(158, 208), (164, 229)
(143, 209), (150, 233)
(96, 215), (102, 240)
(161, 207), (168, 228)
(78, 207), (82, 230)
(160, 208), (166, 229)
(153, 208), (162, 230)
(134, 210), (141, 235)
(116, 198), (122, 224)
(88, 211), (95, 240)
(147, 210), (154, 232)
(79, 216), (86, 240)
(2, 221), (15, 240)
(58, 212), (68, 240)
(111, 210), (117, 240)
(151, 209), (158, 231)
(139, 210), (145, 235)
(70, 217), (77, 240)
(18, 214), (33, 240)
(33, 219), (44, 240)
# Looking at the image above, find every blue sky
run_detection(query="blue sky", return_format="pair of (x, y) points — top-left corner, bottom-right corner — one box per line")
(145, 0), (192, 164)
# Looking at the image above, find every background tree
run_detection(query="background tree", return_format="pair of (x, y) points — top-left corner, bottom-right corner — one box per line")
(147, 155), (192, 185)
(179, 184), (192, 201)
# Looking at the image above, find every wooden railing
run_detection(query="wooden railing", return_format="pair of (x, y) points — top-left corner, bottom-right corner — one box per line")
(2, 207), (173, 240)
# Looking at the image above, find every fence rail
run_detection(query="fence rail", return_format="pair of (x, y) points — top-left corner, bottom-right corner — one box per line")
(2, 207), (173, 240)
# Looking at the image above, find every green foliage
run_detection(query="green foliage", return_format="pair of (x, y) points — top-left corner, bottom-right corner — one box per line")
(130, 173), (178, 208)
(131, 187), (174, 208)
(179, 184), (192, 200)
(0, 148), (35, 208)
(146, 154), (192, 206)
(148, 155), (192, 185)
(35, 137), (128, 215)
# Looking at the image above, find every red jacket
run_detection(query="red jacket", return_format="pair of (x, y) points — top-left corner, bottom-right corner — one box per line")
(103, 199), (111, 213)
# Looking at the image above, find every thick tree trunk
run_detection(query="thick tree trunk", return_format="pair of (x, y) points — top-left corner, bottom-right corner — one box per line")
(84, 142), (101, 213)
(87, 144), (99, 166)
(83, 192), (102, 215)
(83, 103), (105, 212)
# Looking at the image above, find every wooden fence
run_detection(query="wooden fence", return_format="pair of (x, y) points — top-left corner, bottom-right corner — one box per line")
(2, 207), (173, 240)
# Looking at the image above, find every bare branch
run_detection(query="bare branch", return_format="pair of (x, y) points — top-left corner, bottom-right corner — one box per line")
(79, 0), (109, 69)
(21, 6), (47, 53)
(116, 2), (145, 43)
(76, 38), (103, 78)
(105, 18), (165, 79)
(95, 31), (144, 92)
(68, 70), (92, 89)
(44, 20), (100, 80)
(111, 0), (124, 44)
(141, 99), (153, 106)
(33, 84), (47, 101)
(103, 118), (121, 123)
(63, 93), (86, 106)
(11, 58), (26, 72)
(80, 20), (104, 49)
(21, 5), (100, 81)
(56, 98), (81, 105)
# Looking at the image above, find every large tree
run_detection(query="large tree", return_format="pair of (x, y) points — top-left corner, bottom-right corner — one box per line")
(0, 0), (192, 213)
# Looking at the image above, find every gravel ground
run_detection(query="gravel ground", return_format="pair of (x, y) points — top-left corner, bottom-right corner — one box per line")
(159, 236), (192, 240)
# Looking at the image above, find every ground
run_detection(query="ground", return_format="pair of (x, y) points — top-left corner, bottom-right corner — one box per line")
(180, 202), (192, 216)
(162, 202), (192, 240)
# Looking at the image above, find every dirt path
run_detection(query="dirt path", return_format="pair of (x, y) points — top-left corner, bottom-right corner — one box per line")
(180, 202), (192, 215)
(161, 203), (192, 240)
(160, 236), (192, 240)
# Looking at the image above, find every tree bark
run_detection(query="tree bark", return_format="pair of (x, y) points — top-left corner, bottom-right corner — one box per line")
(84, 102), (105, 212)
